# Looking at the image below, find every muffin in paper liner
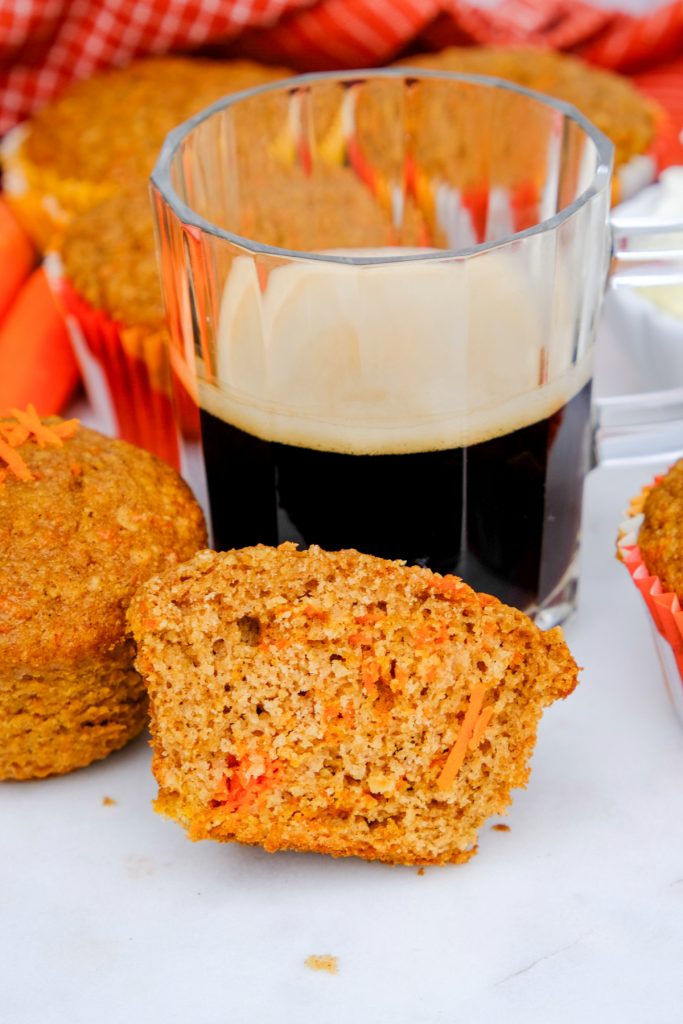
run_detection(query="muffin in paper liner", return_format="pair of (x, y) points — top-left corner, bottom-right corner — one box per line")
(45, 253), (180, 469)
(617, 480), (683, 725)
(0, 57), (292, 249)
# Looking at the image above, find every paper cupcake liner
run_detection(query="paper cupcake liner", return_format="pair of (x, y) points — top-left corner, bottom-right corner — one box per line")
(44, 254), (180, 469)
(617, 481), (683, 725)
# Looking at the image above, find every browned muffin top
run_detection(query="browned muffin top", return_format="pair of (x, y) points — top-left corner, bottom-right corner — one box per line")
(638, 459), (683, 600)
(235, 164), (424, 251)
(396, 46), (656, 170)
(23, 56), (291, 184)
(60, 186), (164, 328)
(0, 412), (206, 666)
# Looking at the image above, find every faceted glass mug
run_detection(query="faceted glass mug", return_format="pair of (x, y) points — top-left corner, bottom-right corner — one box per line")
(150, 70), (683, 628)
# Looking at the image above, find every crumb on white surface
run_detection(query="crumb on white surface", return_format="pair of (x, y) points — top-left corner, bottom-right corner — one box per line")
(305, 955), (338, 974)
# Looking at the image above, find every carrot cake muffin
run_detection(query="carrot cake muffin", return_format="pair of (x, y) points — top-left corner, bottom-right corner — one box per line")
(129, 544), (578, 866)
(395, 46), (657, 175)
(2, 56), (291, 247)
(60, 186), (165, 339)
(332, 47), (658, 242)
(635, 458), (683, 599)
(57, 185), (172, 458)
(0, 407), (206, 780)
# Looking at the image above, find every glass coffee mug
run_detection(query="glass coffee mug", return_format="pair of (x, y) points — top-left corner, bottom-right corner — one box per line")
(150, 70), (683, 627)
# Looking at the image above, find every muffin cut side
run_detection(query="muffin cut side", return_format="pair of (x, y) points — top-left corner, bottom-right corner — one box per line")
(130, 545), (578, 866)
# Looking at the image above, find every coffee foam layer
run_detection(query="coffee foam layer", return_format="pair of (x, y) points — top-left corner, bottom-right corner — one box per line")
(199, 361), (590, 454)
(204, 248), (592, 455)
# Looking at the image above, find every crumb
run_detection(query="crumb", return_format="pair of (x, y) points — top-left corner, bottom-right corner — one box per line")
(417, 867), (426, 876)
(102, 796), (117, 806)
(305, 955), (338, 975)
(492, 823), (510, 832)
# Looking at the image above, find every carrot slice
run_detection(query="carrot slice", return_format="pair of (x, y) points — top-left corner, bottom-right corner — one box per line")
(0, 267), (79, 416)
(0, 198), (36, 322)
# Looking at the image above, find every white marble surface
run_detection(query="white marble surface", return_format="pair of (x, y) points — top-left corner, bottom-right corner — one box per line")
(2, 458), (683, 1024)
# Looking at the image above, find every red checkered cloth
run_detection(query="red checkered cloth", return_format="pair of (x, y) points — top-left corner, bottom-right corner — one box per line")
(1, 0), (683, 145)
(0, 0), (315, 134)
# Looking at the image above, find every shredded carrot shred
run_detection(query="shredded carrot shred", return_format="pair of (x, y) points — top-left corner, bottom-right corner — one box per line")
(414, 624), (449, 648)
(10, 405), (63, 447)
(213, 753), (279, 812)
(430, 576), (469, 599)
(0, 437), (33, 481)
(301, 604), (327, 620)
(323, 701), (355, 727)
(437, 684), (487, 791)
(393, 664), (408, 687)
(0, 406), (80, 484)
(362, 658), (380, 696)
(469, 705), (494, 748)
(0, 422), (30, 446)
(422, 663), (438, 683)
(52, 418), (79, 439)
(354, 609), (386, 625)
(322, 702), (341, 722)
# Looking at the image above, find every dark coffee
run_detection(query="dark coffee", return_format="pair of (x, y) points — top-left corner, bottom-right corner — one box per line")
(197, 381), (591, 614)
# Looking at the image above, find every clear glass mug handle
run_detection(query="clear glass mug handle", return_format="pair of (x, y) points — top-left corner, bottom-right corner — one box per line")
(610, 217), (683, 287)
(594, 216), (683, 465)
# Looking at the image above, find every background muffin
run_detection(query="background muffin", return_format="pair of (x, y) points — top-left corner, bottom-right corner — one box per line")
(56, 186), (177, 462)
(4, 55), (292, 460)
(0, 408), (207, 780)
(395, 47), (657, 178)
(618, 459), (683, 726)
(636, 459), (683, 599)
(331, 46), (662, 245)
(2, 56), (291, 249)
